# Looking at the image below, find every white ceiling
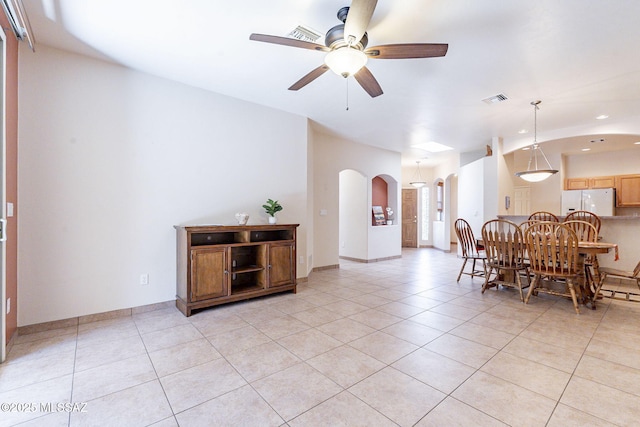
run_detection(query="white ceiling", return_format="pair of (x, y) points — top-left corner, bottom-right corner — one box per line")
(20, 0), (640, 166)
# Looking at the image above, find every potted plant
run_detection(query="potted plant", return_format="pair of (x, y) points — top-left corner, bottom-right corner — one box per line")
(262, 199), (283, 224)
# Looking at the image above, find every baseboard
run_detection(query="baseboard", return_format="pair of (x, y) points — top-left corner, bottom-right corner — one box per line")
(312, 264), (340, 272)
(17, 300), (175, 336)
(339, 255), (402, 263)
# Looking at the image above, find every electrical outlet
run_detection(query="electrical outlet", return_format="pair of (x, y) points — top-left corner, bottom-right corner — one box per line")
(140, 274), (149, 285)
(6, 297), (10, 314)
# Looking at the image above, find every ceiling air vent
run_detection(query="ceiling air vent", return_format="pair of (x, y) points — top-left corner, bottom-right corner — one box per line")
(287, 24), (323, 43)
(482, 93), (509, 105)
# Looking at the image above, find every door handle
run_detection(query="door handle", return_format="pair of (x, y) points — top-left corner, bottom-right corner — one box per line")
(0, 218), (6, 242)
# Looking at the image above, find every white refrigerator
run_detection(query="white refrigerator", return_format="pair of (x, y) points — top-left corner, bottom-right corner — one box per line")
(561, 188), (615, 216)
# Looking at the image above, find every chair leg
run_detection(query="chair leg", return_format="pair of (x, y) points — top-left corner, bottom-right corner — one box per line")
(482, 266), (493, 294)
(592, 272), (608, 309)
(524, 275), (539, 304)
(457, 258), (468, 282)
(567, 279), (580, 314)
(591, 255), (600, 286)
(515, 270), (524, 302)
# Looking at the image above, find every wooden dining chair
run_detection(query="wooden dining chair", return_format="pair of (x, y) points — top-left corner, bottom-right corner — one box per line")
(563, 219), (601, 287)
(565, 210), (601, 233)
(523, 221), (582, 314)
(519, 219), (540, 232)
(481, 219), (529, 301)
(528, 211), (559, 222)
(564, 211), (602, 282)
(563, 220), (598, 242)
(454, 218), (486, 282)
(594, 260), (640, 303)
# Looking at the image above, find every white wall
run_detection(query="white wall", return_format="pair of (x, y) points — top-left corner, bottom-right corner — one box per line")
(432, 153), (460, 250)
(457, 158), (485, 249)
(449, 174), (458, 243)
(565, 148), (640, 177)
(18, 46), (309, 325)
(313, 131), (401, 268)
(339, 169), (368, 259)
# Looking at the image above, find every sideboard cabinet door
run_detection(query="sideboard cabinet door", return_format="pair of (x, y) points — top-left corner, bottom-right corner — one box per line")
(191, 247), (228, 301)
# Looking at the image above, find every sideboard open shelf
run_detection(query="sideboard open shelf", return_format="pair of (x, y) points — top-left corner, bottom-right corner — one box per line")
(175, 224), (298, 316)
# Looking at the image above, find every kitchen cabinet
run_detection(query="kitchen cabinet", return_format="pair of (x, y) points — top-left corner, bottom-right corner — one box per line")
(615, 174), (640, 207)
(565, 176), (615, 190)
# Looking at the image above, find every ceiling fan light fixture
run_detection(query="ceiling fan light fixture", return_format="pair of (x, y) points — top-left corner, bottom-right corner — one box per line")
(324, 47), (367, 78)
(515, 101), (558, 183)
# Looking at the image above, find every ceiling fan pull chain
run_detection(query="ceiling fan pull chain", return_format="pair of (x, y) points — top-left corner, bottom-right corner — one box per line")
(346, 78), (350, 111)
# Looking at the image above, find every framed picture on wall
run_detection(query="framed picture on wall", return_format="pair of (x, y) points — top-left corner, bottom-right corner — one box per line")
(372, 205), (386, 225)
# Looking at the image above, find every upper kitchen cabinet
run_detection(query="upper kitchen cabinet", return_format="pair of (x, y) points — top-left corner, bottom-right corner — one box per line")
(615, 175), (640, 207)
(565, 176), (615, 190)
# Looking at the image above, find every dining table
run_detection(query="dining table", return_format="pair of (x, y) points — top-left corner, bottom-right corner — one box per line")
(478, 237), (618, 309)
(577, 241), (619, 308)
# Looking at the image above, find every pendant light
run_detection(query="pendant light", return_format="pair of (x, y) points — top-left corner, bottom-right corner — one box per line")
(515, 100), (558, 182)
(410, 160), (427, 188)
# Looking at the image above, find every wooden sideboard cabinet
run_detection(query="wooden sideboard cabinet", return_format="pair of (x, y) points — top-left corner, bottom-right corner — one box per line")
(175, 224), (298, 316)
(615, 174), (640, 207)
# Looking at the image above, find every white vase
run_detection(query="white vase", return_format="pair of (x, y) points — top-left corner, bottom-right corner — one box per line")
(235, 212), (249, 225)
(268, 216), (277, 224)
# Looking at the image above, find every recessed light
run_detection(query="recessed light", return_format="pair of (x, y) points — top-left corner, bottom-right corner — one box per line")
(521, 146), (530, 151)
(518, 129), (528, 134)
(596, 114), (609, 120)
(635, 142), (640, 145)
(581, 148), (591, 152)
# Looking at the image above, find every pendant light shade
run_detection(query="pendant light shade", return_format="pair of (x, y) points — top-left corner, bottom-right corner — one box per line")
(410, 160), (427, 188)
(515, 100), (558, 182)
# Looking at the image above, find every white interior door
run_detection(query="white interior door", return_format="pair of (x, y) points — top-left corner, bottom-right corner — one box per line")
(514, 186), (531, 215)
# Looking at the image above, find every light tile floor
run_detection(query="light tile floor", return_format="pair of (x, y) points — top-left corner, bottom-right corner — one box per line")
(2, 248), (640, 426)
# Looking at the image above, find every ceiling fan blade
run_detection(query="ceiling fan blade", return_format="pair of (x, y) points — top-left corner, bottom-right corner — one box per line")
(250, 33), (330, 52)
(354, 66), (383, 98)
(365, 43), (449, 59)
(288, 65), (330, 91)
(344, 0), (378, 45)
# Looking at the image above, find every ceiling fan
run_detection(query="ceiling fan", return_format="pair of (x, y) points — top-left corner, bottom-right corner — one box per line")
(249, 0), (448, 98)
